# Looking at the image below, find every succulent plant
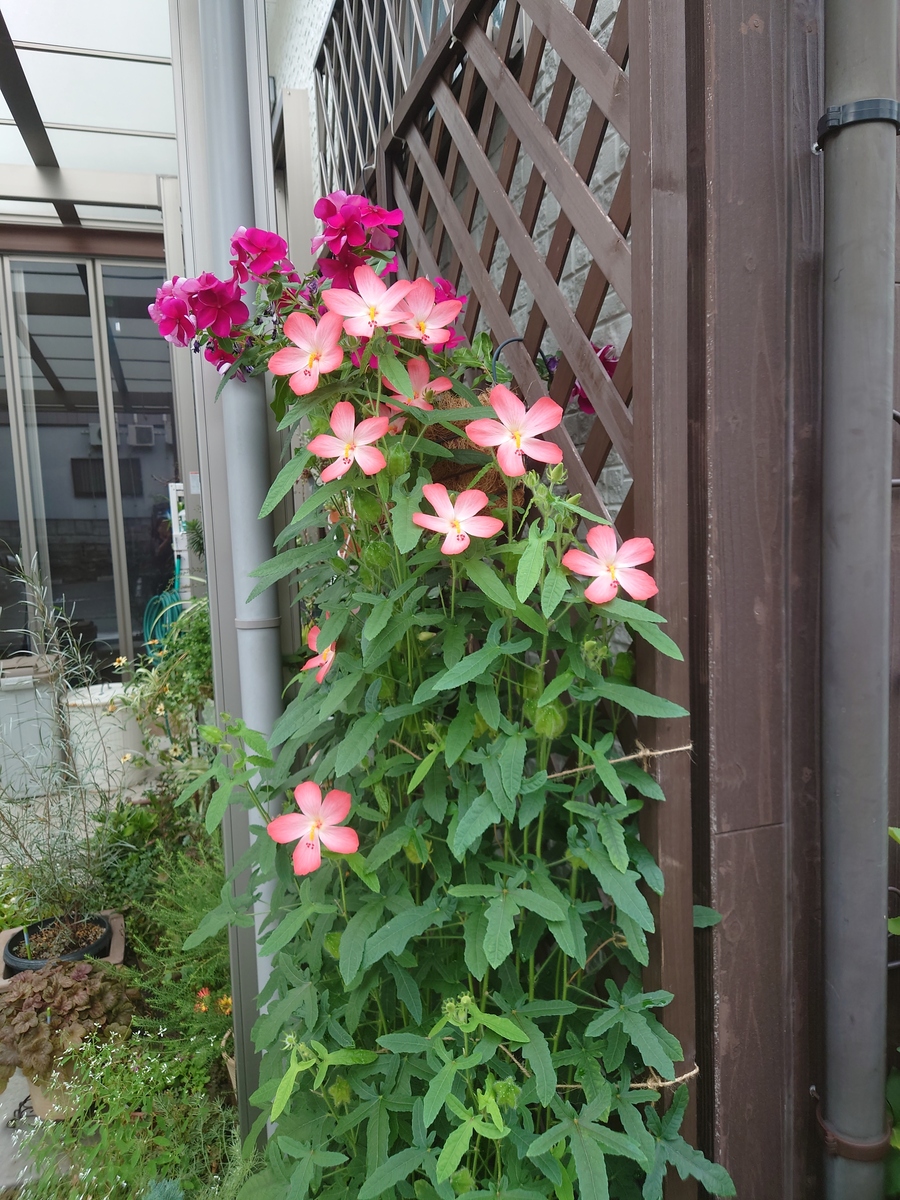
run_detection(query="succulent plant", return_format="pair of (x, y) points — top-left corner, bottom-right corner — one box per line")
(0, 959), (139, 1090)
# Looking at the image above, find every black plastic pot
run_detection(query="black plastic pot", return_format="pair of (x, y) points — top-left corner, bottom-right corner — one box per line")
(2, 915), (113, 975)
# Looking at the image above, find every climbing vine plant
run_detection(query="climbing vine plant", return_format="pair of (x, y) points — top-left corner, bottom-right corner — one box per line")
(159, 197), (735, 1199)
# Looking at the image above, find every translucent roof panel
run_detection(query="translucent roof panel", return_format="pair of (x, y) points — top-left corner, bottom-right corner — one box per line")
(49, 129), (177, 176)
(76, 205), (163, 226)
(2, 0), (172, 59)
(18, 52), (175, 134)
(0, 123), (33, 165)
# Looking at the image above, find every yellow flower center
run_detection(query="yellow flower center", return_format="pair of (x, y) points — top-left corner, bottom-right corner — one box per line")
(343, 442), (355, 459)
(368, 305), (378, 322)
(450, 519), (462, 535)
(417, 320), (428, 335)
(307, 350), (320, 368)
(608, 564), (617, 582)
(513, 430), (523, 450)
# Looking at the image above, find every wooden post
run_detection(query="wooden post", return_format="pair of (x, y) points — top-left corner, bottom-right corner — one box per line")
(629, 3), (696, 1197)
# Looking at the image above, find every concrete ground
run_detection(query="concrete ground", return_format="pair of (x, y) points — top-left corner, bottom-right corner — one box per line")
(0, 1070), (37, 1190)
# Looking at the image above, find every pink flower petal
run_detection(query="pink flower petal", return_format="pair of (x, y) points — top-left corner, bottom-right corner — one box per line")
(321, 288), (368, 317)
(464, 418), (508, 448)
(351, 265), (385, 304)
(521, 395), (564, 437)
(315, 653), (336, 683)
(288, 367), (321, 396)
(294, 781), (323, 816)
(421, 483), (455, 520)
(318, 345), (344, 374)
(488, 384), (526, 429)
(354, 415), (390, 445)
(461, 516), (504, 538)
(561, 548), (605, 578)
(307, 434), (346, 458)
(584, 576), (618, 604)
(307, 626), (321, 652)
(316, 311), (345, 347)
(319, 788), (352, 825)
(267, 812), (310, 843)
(520, 437), (564, 465)
(269, 347), (311, 375)
(319, 825), (359, 855)
(496, 441), (527, 476)
(412, 512), (450, 534)
(441, 529), (470, 554)
(292, 835), (322, 875)
(452, 488), (490, 520)
(353, 444), (387, 475)
(407, 357), (430, 392)
(283, 311), (317, 347)
(329, 401), (358, 442)
(585, 524), (618, 562)
(614, 537), (656, 569)
(615, 566), (659, 601)
(320, 458), (354, 482)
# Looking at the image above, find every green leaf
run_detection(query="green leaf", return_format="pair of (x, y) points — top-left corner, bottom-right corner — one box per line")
(335, 712), (384, 776)
(363, 597), (394, 642)
(408, 746), (441, 792)
(569, 1123), (609, 1200)
(385, 959), (423, 1023)
(594, 680), (689, 720)
(463, 906), (490, 979)
(446, 706), (476, 767)
(391, 479), (426, 554)
(516, 1016), (555, 1104)
(362, 900), (444, 968)
(662, 1136), (736, 1196)
(436, 1120), (475, 1183)
(423, 1059), (459, 1128)
(541, 566), (569, 618)
(357, 1147), (427, 1200)
(475, 680), (501, 730)
(467, 559), (517, 609)
(364, 825), (412, 873)
(376, 1033), (433, 1054)
(693, 905), (722, 928)
(436, 644), (504, 690)
(620, 1010), (677, 1079)
(477, 1011), (530, 1043)
(261, 902), (333, 958)
(205, 777), (236, 833)
(600, 596), (666, 624)
(260, 449), (312, 517)
(451, 793), (501, 859)
(484, 890), (520, 968)
(339, 899), (385, 984)
(537, 670), (574, 707)
(596, 811), (630, 873)
(285, 477), (347, 531)
(516, 538), (545, 603)
(579, 839), (655, 932)
(378, 350), (415, 401)
(889, 917), (900, 936)
(499, 733), (527, 800)
(627, 619), (684, 661)
(271, 1053), (303, 1121)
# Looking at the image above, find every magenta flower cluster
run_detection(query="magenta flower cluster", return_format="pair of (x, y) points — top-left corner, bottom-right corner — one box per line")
(148, 225), (298, 371)
(311, 191), (404, 289)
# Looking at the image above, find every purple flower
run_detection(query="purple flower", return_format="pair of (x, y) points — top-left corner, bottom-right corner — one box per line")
(187, 273), (249, 338)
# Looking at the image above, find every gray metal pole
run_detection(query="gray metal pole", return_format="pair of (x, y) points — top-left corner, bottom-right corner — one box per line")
(821, 2), (896, 1196)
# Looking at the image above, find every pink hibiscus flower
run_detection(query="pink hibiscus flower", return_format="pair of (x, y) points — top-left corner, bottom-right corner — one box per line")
(571, 344), (619, 414)
(561, 524), (658, 604)
(301, 625), (336, 682)
(464, 385), (564, 477)
(267, 781), (359, 876)
(268, 312), (344, 396)
(307, 401), (389, 481)
(412, 483), (504, 555)
(321, 265), (413, 339)
(383, 356), (451, 409)
(391, 278), (464, 346)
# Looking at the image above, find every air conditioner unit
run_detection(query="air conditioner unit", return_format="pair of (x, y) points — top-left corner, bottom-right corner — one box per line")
(88, 423), (103, 447)
(127, 424), (155, 448)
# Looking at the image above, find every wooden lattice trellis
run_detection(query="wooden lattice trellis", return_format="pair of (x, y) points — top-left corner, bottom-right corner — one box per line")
(315, 1), (696, 1190)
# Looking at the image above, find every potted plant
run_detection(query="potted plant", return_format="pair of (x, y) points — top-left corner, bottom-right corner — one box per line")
(160, 202), (735, 1197)
(0, 563), (126, 976)
(0, 958), (138, 1118)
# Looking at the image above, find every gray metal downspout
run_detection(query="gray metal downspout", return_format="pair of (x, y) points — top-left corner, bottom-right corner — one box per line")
(821, 2), (896, 1196)
(196, 0), (285, 1079)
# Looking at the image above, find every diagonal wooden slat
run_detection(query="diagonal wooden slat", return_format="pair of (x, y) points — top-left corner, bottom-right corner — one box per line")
(431, 74), (635, 471)
(463, 23), (632, 311)
(516, 0), (630, 142)
(393, 164), (442, 278)
(405, 120), (613, 522)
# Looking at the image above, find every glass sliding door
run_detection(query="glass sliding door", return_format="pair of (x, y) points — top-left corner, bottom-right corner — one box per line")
(10, 259), (120, 661)
(0, 308), (26, 655)
(98, 263), (179, 653)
